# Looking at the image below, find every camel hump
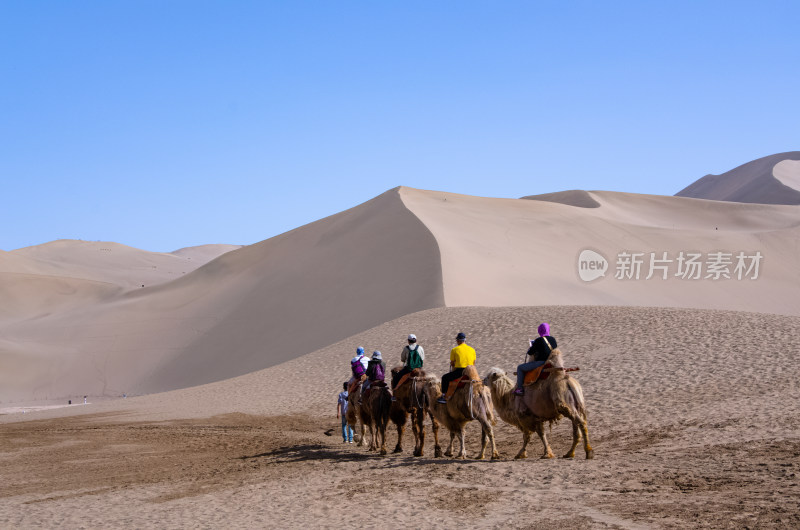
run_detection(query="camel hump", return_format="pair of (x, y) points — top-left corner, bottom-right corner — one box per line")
(410, 368), (425, 378)
(390, 365), (404, 375)
(463, 365), (480, 381)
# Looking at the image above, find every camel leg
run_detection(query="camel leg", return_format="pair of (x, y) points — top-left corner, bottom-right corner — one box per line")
(563, 417), (580, 459)
(535, 422), (555, 459)
(356, 421), (366, 447)
(477, 415), (499, 460)
(413, 408), (425, 457)
(394, 420), (405, 454)
(457, 428), (467, 459)
(379, 423), (388, 456)
(515, 429), (531, 459)
(487, 424), (499, 460)
(445, 430), (455, 457)
(430, 412), (443, 458)
(580, 419), (593, 459)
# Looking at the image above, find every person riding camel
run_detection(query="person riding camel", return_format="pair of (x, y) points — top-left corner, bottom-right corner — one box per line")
(437, 332), (476, 404)
(391, 333), (425, 402)
(392, 334), (425, 389)
(513, 322), (557, 396)
(362, 351), (386, 402)
(348, 346), (369, 393)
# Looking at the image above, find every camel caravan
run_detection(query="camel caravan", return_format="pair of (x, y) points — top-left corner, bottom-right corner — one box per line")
(340, 326), (593, 460)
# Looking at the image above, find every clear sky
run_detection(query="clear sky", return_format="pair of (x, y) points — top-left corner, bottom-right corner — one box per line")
(2, 1), (798, 252)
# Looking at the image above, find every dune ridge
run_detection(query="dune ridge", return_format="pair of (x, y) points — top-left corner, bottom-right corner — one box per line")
(676, 151), (800, 204)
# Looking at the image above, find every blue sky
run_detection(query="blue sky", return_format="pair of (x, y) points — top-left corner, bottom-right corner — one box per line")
(2, 1), (798, 251)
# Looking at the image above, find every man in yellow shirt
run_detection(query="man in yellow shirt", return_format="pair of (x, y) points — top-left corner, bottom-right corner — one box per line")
(438, 332), (476, 404)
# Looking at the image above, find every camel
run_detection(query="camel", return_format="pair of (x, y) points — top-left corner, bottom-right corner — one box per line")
(421, 367), (499, 460)
(483, 350), (593, 460)
(364, 383), (392, 455)
(345, 378), (370, 448)
(389, 368), (442, 457)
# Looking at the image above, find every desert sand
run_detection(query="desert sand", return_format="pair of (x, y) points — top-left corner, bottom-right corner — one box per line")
(1, 155), (799, 527)
(1, 305), (799, 528)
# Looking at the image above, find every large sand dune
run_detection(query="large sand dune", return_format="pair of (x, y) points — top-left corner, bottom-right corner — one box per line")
(1, 186), (798, 403)
(676, 151), (800, 204)
(0, 189), (443, 402)
(402, 187), (800, 313)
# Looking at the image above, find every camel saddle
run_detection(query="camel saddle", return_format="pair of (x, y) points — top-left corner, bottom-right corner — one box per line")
(523, 363), (580, 386)
(523, 363), (552, 386)
(348, 374), (366, 395)
(362, 380), (388, 401)
(395, 368), (424, 391)
(445, 365), (481, 400)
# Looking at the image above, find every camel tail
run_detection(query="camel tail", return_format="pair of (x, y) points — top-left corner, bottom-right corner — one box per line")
(567, 377), (587, 421)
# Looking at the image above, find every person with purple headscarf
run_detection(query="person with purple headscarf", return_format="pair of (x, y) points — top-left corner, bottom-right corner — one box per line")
(513, 323), (558, 396)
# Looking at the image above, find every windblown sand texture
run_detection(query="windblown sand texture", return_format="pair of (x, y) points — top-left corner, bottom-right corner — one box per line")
(1, 153), (799, 527)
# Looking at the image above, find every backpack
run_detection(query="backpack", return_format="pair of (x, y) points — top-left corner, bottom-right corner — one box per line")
(351, 356), (366, 377)
(407, 346), (423, 369)
(368, 360), (385, 381)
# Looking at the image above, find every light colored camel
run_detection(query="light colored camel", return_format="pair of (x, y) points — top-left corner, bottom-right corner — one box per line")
(421, 369), (499, 460)
(389, 368), (442, 457)
(483, 351), (593, 459)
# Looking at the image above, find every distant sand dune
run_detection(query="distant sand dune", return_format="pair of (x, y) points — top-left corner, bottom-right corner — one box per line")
(676, 151), (800, 204)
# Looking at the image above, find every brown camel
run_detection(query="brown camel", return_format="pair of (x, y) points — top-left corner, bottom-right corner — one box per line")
(365, 383), (392, 455)
(421, 368), (499, 460)
(389, 367), (442, 457)
(483, 351), (593, 460)
(345, 378), (370, 448)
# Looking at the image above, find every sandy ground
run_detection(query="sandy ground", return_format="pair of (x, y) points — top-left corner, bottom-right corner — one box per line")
(1, 305), (798, 528)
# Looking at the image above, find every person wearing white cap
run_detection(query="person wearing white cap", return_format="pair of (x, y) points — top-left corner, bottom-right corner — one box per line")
(391, 334), (425, 391)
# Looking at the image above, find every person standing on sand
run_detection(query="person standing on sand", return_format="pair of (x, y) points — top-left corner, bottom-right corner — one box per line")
(337, 382), (353, 443)
(391, 334), (425, 390)
(513, 322), (557, 396)
(438, 332), (476, 404)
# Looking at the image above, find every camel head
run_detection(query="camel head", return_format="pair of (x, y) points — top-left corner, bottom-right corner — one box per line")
(483, 367), (515, 399)
(483, 367), (509, 387)
(419, 374), (442, 402)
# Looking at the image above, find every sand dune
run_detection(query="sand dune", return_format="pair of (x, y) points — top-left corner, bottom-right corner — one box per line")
(1, 186), (799, 403)
(0, 189), (442, 402)
(676, 151), (800, 204)
(2, 240), (237, 290)
(402, 187), (800, 313)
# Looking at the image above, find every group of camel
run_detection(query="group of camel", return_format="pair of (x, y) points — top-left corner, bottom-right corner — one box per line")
(345, 348), (594, 460)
